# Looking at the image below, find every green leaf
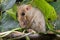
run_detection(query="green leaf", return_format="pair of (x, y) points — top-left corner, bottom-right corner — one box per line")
(26, 36), (30, 40)
(45, 0), (55, 2)
(32, 0), (57, 22)
(49, 0), (60, 30)
(6, 4), (17, 20)
(1, 0), (16, 11)
(0, 0), (18, 32)
(6, 8), (16, 20)
(0, 13), (19, 32)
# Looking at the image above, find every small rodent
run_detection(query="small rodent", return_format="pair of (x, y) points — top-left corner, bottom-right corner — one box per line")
(17, 4), (46, 33)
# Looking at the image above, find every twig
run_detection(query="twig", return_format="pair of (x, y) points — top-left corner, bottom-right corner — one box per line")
(12, 32), (33, 40)
(0, 27), (22, 37)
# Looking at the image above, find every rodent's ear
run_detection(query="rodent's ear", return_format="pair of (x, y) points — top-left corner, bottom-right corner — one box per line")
(25, 4), (32, 11)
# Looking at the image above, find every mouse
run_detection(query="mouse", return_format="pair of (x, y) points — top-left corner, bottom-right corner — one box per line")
(17, 4), (46, 33)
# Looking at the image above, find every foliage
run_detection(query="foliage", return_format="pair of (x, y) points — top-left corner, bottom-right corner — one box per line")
(0, 0), (19, 32)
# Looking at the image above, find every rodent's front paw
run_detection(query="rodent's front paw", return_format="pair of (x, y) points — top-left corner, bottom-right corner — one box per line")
(27, 29), (36, 34)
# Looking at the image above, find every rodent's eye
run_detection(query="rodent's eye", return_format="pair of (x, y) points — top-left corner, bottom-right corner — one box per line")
(21, 12), (25, 16)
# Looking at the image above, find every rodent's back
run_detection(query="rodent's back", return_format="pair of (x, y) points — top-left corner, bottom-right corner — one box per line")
(29, 8), (46, 33)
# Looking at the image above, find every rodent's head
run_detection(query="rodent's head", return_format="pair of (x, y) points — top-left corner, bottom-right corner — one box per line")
(17, 4), (32, 28)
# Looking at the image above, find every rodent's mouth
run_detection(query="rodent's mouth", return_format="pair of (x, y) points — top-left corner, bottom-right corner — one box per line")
(20, 20), (28, 28)
(23, 20), (27, 25)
